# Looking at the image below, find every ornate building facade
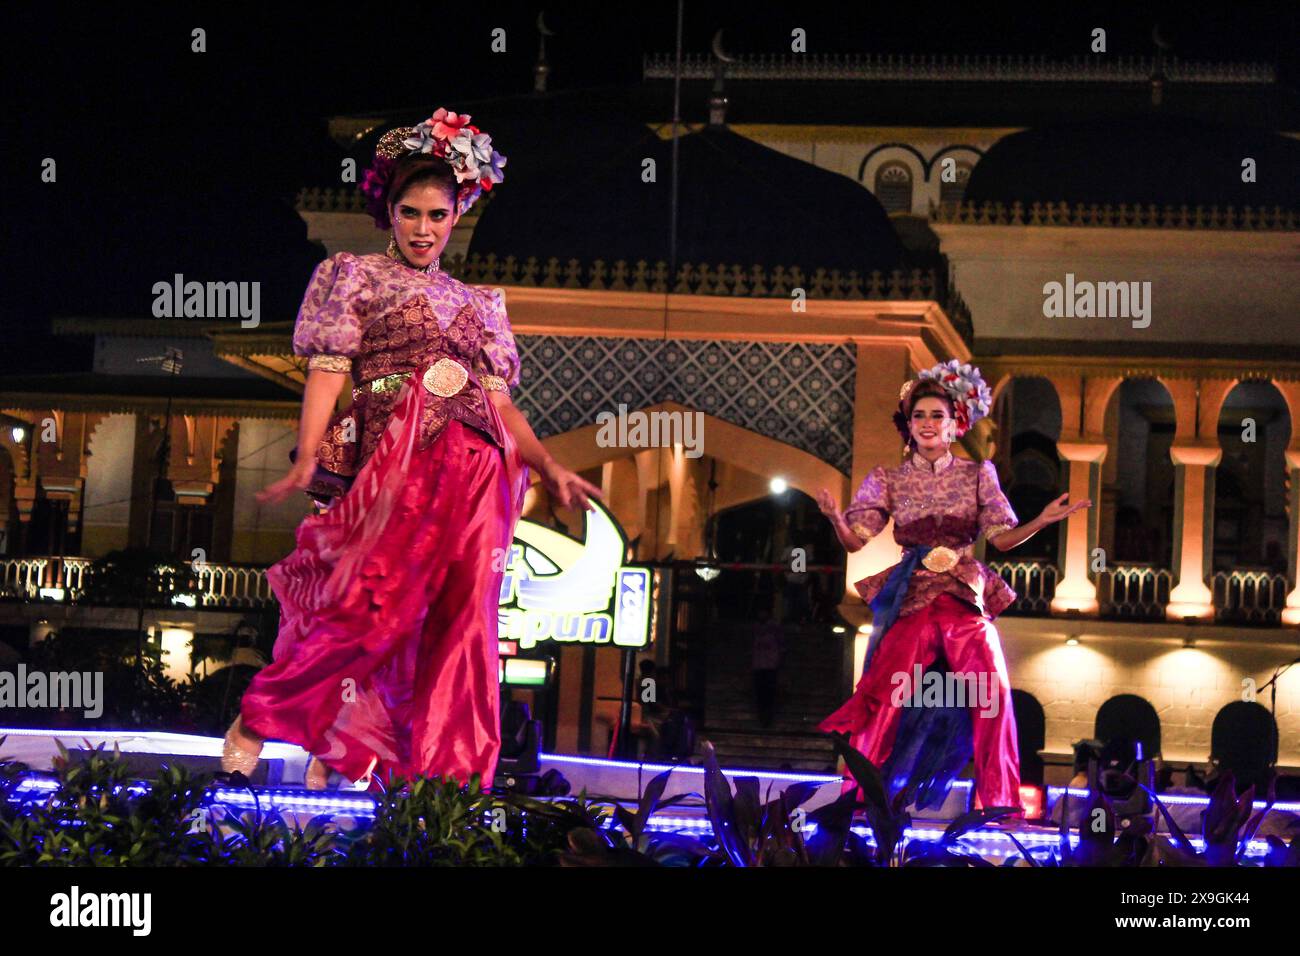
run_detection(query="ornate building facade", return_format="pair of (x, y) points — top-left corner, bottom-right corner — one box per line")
(3, 50), (1298, 778)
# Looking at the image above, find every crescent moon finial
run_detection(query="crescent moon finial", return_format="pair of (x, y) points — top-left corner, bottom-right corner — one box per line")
(1151, 23), (1170, 51)
(537, 11), (555, 36)
(711, 28), (735, 63)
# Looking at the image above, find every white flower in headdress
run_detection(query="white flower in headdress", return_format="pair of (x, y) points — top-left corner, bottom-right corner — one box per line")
(444, 131), (483, 181)
(468, 131), (495, 167)
(402, 122), (440, 155)
(481, 149), (507, 187)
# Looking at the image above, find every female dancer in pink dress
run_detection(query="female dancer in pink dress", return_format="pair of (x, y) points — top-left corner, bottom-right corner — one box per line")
(220, 109), (601, 790)
(816, 362), (1089, 812)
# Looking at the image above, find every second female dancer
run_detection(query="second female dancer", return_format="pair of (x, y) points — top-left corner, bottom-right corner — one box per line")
(816, 361), (1089, 812)
(220, 108), (601, 790)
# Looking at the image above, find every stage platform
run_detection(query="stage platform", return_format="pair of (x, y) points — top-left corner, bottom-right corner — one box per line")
(3, 727), (1295, 864)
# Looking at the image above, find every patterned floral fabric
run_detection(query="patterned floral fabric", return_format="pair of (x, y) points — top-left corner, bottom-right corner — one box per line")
(844, 450), (1020, 618)
(293, 251), (521, 389)
(291, 252), (521, 496)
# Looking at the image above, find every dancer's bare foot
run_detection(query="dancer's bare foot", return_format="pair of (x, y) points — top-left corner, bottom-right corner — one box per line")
(221, 715), (264, 776)
(305, 756), (330, 790)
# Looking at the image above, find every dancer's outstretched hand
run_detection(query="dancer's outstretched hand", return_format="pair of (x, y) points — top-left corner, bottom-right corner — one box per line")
(815, 488), (840, 518)
(541, 459), (604, 512)
(1037, 492), (1091, 525)
(256, 460), (316, 506)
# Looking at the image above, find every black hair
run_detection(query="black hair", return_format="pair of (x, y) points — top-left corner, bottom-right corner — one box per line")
(387, 155), (459, 213)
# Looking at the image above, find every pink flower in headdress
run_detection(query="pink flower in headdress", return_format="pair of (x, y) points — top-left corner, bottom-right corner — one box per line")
(429, 108), (472, 140)
(953, 404), (971, 436)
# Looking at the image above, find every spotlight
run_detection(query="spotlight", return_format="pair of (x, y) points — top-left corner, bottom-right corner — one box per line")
(769, 477), (788, 494)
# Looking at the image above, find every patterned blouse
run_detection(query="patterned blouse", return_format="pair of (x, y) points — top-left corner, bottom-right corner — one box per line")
(844, 450), (1020, 619)
(290, 251), (522, 497)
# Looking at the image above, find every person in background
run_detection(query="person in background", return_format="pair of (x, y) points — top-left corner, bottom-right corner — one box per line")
(752, 608), (783, 729)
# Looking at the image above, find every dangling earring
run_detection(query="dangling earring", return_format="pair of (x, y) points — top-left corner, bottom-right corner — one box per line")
(385, 235), (399, 260)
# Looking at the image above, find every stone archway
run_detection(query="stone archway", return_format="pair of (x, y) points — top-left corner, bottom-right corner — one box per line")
(536, 401), (848, 562)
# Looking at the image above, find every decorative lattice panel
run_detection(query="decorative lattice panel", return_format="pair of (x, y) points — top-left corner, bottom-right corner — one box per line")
(514, 336), (856, 474)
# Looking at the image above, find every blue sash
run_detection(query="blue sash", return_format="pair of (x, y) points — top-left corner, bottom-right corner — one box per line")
(862, 545), (930, 673)
(865, 545), (975, 810)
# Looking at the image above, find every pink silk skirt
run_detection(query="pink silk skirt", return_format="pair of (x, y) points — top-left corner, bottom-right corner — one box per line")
(818, 593), (1022, 810)
(241, 375), (527, 789)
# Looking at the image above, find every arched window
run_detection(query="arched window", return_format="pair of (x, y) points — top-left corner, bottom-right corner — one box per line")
(874, 162), (913, 214)
(938, 161), (972, 208)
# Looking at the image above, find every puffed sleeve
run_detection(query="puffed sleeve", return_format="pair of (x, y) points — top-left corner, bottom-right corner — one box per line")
(471, 285), (521, 395)
(978, 460), (1019, 540)
(292, 252), (374, 373)
(843, 465), (890, 545)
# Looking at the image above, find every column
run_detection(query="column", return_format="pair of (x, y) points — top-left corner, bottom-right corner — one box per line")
(1049, 440), (1107, 616)
(835, 343), (912, 693)
(1165, 443), (1221, 622)
(600, 457), (643, 545)
(1273, 379), (1300, 627)
(1284, 447), (1300, 626)
(845, 343), (910, 614)
(664, 442), (706, 558)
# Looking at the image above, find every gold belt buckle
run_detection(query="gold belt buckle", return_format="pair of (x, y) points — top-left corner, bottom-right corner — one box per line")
(422, 358), (468, 398)
(921, 546), (959, 573)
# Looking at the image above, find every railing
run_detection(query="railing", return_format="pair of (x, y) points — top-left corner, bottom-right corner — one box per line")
(930, 199), (1300, 231)
(193, 564), (276, 609)
(0, 557), (275, 610)
(0, 556), (92, 601)
(284, 214), (978, 336)
(1211, 570), (1290, 626)
(986, 560), (1057, 615)
(988, 562), (1291, 625)
(987, 560), (1175, 620)
(2, 556), (1293, 624)
(641, 52), (1276, 85)
(1097, 565), (1173, 619)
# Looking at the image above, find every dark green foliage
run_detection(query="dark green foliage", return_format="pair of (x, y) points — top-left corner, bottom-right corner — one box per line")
(0, 741), (596, 867)
(0, 735), (1294, 867)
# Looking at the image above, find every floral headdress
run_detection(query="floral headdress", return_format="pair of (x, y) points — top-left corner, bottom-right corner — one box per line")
(358, 107), (507, 228)
(893, 360), (993, 444)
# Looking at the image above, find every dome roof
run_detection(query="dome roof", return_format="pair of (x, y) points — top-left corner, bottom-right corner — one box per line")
(466, 110), (903, 275)
(965, 115), (1300, 209)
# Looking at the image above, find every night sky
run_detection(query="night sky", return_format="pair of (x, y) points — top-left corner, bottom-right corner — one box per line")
(5, 2), (1297, 374)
